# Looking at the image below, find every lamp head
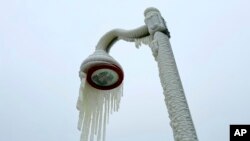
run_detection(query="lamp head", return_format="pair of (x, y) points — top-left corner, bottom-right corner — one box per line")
(80, 50), (124, 90)
(86, 63), (123, 90)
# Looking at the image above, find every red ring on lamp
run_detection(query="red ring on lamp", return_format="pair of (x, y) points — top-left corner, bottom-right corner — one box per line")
(86, 64), (124, 90)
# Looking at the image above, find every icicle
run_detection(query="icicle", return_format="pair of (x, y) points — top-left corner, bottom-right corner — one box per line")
(134, 35), (153, 48)
(134, 35), (160, 60)
(77, 76), (123, 141)
(90, 115), (95, 141)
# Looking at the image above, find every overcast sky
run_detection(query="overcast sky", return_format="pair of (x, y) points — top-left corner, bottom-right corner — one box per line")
(1, 0), (250, 141)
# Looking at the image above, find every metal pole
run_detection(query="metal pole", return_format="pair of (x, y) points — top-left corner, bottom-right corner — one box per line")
(144, 8), (198, 141)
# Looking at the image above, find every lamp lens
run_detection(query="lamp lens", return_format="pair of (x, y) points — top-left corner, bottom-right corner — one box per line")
(91, 69), (119, 87)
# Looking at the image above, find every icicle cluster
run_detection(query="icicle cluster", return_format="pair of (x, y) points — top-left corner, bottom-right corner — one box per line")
(134, 35), (153, 48)
(76, 76), (123, 141)
(134, 35), (159, 60)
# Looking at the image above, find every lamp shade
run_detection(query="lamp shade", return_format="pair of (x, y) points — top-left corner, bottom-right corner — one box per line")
(80, 50), (124, 90)
(86, 63), (123, 90)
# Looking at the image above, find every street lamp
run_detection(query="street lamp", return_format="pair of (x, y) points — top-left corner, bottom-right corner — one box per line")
(77, 7), (198, 141)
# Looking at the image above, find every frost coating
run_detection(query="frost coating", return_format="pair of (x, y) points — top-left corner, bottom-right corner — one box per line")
(77, 76), (123, 141)
(154, 32), (198, 141)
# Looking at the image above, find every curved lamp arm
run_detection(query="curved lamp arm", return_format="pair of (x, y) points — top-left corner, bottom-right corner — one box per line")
(95, 25), (150, 52)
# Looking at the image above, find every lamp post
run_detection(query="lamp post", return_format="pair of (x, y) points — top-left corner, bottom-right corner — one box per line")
(77, 7), (198, 141)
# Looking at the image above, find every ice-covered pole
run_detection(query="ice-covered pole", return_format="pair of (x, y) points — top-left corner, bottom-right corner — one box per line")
(144, 8), (198, 141)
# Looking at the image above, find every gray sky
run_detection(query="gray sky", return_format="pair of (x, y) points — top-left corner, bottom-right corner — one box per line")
(1, 0), (250, 141)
